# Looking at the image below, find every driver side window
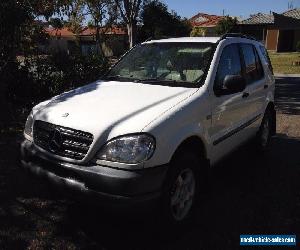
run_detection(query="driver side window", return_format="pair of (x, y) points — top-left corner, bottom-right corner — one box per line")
(214, 44), (242, 96)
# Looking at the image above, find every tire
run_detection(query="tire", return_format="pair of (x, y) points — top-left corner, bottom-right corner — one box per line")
(160, 151), (207, 225)
(256, 108), (273, 152)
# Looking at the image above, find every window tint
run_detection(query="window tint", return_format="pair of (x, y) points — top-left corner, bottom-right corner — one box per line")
(240, 44), (264, 84)
(254, 47), (264, 79)
(259, 45), (273, 73)
(214, 44), (242, 95)
(107, 43), (214, 86)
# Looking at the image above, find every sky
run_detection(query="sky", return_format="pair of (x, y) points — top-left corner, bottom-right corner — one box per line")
(162, 0), (300, 19)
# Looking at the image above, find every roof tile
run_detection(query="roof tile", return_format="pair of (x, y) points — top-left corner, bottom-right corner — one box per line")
(239, 13), (274, 25)
(44, 26), (126, 37)
(239, 8), (300, 25)
(189, 13), (224, 27)
(282, 8), (300, 19)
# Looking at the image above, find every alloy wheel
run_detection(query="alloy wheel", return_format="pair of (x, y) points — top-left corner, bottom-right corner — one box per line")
(170, 168), (196, 221)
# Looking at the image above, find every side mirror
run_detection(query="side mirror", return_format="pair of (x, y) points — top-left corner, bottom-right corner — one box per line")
(223, 75), (246, 94)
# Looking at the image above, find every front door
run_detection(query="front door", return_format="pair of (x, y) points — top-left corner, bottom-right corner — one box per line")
(209, 43), (252, 163)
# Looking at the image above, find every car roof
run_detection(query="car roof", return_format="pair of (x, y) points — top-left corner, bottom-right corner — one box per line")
(143, 37), (221, 44)
(143, 36), (263, 46)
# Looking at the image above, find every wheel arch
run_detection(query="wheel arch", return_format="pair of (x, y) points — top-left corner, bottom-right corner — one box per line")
(265, 101), (276, 136)
(171, 136), (208, 164)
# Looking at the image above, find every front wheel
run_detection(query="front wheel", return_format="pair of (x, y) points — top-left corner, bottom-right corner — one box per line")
(161, 152), (206, 225)
(169, 167), (196, 221)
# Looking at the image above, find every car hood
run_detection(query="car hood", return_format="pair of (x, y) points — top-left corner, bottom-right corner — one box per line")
(33, 80), (197, 159)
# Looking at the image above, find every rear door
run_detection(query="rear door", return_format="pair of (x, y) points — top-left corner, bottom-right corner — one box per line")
(239, 43), (266, 124)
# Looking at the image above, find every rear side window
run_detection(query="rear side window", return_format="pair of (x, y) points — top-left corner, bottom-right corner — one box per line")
(240, 44), (264, 84)
(254, 47), (264, 79)
(259, 45), (273, 73)
(214, 44), (242, 95)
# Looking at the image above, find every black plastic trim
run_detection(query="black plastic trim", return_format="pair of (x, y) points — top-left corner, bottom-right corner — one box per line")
(20, 140), (168, 202)
(217, 33), (258, 43)
(213, 114), (262, 146)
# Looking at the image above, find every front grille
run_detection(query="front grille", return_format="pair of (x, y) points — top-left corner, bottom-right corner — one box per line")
(33, 120), (93, 160)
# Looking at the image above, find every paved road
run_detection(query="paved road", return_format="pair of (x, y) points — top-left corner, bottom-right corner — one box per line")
(276, 76), (300, 116)
(0, 77), (299, 249)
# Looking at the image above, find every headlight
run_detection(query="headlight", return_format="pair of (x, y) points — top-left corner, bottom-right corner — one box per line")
(24, 111), (34, 137)
(97, 134), (155, 164)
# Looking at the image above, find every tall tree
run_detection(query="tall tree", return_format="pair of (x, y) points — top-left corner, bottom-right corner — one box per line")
(85, 0), (117, 55)
(140, 0), (191, 41)
(66, 0), (85, 35)
(115, 0), (143, 48)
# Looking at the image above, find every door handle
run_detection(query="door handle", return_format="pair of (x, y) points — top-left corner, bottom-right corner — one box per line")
(242, 92), (249, 98)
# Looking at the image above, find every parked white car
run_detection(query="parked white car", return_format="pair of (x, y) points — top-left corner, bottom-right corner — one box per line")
(21, 34), (276, 224)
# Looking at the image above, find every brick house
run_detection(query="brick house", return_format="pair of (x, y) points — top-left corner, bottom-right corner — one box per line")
(237, 9), (300, 52)
(43, 26), (127, 57)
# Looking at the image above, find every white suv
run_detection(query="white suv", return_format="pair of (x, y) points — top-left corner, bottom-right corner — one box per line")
(21, 34), (276, 224)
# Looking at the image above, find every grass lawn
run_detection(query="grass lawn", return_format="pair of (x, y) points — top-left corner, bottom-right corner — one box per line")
(269, 52), (300, 74)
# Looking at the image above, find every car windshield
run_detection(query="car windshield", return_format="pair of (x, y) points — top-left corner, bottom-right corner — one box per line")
(105, 42), (214, 87)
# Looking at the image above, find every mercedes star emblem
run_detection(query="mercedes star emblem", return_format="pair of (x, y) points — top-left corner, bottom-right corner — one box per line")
(49, 129), (63, 153)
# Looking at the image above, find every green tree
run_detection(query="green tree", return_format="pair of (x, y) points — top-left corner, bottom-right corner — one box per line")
(140, 0), (191, 41)
(115, 0), (144, 48)
(85, 0), (117, 56)
(65, 0), (85, 35)
(0, 0), (70, 71)
(0, 0), (70, 124)
(49, 17), (64, 38)
(190, 27), (206, 37)
(215, 16), (237, 35)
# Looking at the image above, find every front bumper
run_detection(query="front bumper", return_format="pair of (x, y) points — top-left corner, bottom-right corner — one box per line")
(20, 139), (168, 207)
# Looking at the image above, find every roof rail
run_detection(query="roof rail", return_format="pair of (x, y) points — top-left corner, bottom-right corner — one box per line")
(218, 33), (258, 42)
(144, 37), (153, 42)
(143, 35), (173, 43)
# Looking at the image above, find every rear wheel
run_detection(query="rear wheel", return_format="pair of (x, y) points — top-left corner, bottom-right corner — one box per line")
(256, 109), (273, 151)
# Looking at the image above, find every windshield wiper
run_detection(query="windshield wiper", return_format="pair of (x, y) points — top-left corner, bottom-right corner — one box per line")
(104, 75), (122, 80)
(104, 75), (142, 82)
(136, 77), (163, 83)
(138, 78), (191, 84)
(104, 75), (195, 87)
(106, 75), (169, 83)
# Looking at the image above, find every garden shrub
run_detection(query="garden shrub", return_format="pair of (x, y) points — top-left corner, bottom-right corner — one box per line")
(6, 53), (109, 122)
